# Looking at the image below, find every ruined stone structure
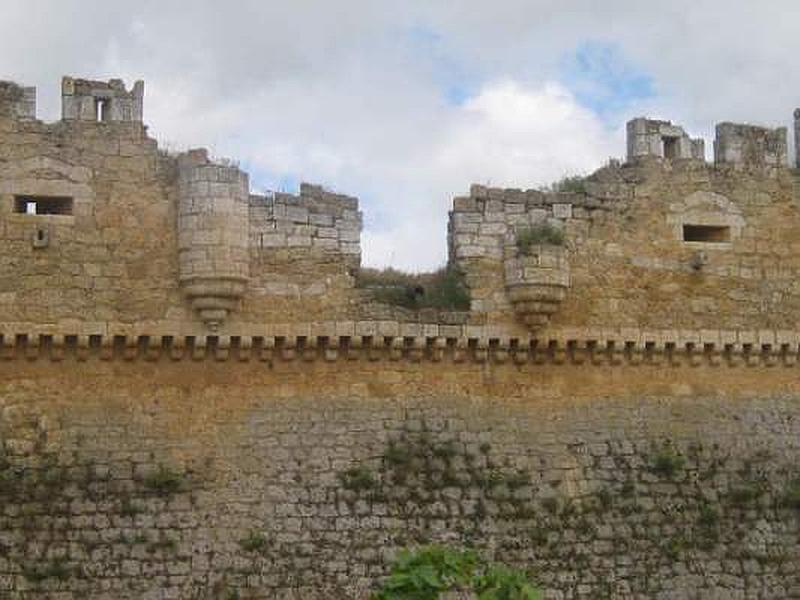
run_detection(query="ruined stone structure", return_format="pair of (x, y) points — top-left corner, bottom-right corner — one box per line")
(626, 118), (705, 161)
(1, 77), (800, 599)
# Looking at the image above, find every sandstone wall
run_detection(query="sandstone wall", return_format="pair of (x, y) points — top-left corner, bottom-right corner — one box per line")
(2, 78), (800, 599)
(0, 112), (362, 328)
(449, 161), (800, 333)
(246, 183), (362, 322)
(0, 353), (799, 599)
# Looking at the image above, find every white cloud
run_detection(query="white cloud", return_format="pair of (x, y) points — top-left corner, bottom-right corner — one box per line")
(1, 1), (799, 269)
(336, 81), (615, 270)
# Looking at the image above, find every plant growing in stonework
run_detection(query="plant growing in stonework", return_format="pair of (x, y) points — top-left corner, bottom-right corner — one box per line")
(356, 266), (470, 311)
(337, 465), (378, 492)
(515, 224), (564, 256)
(372, 545), (541, 599)
(143, 464), (185, 496)
(541, 174), (587, 194)
(239, 530), (269, 553)
(649, 447), (685, 479)
(780, 478), (800, 509)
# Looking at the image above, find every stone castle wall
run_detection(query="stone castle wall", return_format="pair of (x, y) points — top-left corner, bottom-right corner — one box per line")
(0, 84), (362, 329)
(247, 183), (362, 307)
(0, 353), (799, 599)
(449, 162), (800, 333)
(2, 76), (800, 599)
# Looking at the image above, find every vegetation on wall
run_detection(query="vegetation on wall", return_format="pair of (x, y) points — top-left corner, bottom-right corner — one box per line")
(2, 416), (800, 597)
(372, 545), (540, 600)
(515, 224), (565, 255)
(540, 174), (587, 194)
(327, 423), (800, 599)
(356, 266), (470, 310)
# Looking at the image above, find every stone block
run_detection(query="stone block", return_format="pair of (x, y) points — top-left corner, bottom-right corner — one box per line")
(552, 203), (573, 219)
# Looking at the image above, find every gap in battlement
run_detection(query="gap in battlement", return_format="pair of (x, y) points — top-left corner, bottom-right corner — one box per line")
(663, 136), (679, 159)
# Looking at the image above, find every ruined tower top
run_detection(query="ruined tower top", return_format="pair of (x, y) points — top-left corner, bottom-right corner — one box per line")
(61, 76), (144, 123)
(714, 122), (787, 169)
(626, 117), (705, 162)
(0, 81), (36, 120)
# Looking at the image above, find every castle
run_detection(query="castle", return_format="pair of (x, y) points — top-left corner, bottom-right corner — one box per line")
(0, 77), (799, 599)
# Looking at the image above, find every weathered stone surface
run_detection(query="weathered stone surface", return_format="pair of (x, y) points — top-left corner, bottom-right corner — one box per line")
(0, 362), (798, 599)
(0, 75), (800, 599)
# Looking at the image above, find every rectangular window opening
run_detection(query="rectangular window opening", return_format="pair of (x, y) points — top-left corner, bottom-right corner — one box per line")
(682, 224), (730, 243)
(96, 98), (110, 122)
(662, 136), (679, 159)
(14, 195), (74, 216)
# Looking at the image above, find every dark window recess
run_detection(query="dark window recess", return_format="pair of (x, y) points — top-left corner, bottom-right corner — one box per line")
(662, 136), (679, 159)
(682, 224), (730, 243)
(14, 196), (74, 216)
(96, 98), (110, 122)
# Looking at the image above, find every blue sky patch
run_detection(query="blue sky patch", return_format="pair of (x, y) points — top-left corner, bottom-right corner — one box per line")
(404, 24), (477, 106)
(248, 166), (300, 196)
(560, 41), (655, 118)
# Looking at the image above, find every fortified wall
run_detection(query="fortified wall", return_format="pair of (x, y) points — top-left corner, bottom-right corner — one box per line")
(0, 78), (800, 599)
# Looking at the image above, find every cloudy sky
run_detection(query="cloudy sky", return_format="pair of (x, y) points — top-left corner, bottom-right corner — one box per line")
(2, 1), (799, 269)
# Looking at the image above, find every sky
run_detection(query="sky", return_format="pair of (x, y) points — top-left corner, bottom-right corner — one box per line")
(1, 1), (799, 270)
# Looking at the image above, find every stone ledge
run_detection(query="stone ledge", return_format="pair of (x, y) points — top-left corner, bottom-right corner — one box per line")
(0, 323), (797, 365)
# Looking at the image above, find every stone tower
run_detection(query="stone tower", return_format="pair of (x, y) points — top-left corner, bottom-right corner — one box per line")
(794, 108), (800, 168)
(177, 149), (250, 328)
(61, 77), (144, 122)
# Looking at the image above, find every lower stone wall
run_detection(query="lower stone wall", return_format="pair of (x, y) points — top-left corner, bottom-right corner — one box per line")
(0, 359), (799, 599)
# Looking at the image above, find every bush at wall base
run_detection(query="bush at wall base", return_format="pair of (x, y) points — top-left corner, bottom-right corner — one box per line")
(372, 545), (541, 600)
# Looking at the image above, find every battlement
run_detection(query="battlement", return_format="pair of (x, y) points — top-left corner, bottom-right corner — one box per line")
(714, 121), (788, 168)
(0, 81), (36, 119)
(626, 117), (705, 161)
(626, 116), (792, 169)
(5, 76), (800, 600)
(61, 76), (144, 122)
(249, 183), (361, 260)
(2, 75), (800, 338)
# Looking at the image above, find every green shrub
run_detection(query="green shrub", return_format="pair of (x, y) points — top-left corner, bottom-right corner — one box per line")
(728, 484), (762, 507)
(650, 449), (685, 479)
(474, 563), (542, 599)
(357, 266), (470, 311)
(383, 442), (414, 467)
(515, 224), (564, 256)
(119, 497), (140, 517)
(541, 497), (559, 515)
(372, 545), (540, 599)
(143, 464), (184, 496)
(22, 559), (72, 582)
(549, 174), (587, 194)
(697, 504), (720, 528)
(595, 487), (613, 511)
(780, 479), (800, 509)
(337, 466), (378, 492)
(239, 530), (269, 553)
(146, 538), (177, 554)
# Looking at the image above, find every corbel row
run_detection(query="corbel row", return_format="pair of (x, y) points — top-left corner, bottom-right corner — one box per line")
(0, 332), (797, 367)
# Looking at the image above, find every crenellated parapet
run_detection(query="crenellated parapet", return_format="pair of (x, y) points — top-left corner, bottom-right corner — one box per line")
(626, 117), (705, 161)
(0, 320), (798, 368)
(0, 81), (36, 120)
(714, 122), (787, 169)
(249, 182), (361, 268)
(449, 151), (800, 333)
(5, 75), (800, 335)
(449, 183), (609, 328)
(61, 76), (144, 123)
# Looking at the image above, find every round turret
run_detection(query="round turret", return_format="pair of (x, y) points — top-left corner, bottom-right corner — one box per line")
(177, 149), (249, 328)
